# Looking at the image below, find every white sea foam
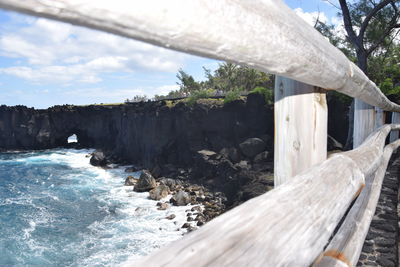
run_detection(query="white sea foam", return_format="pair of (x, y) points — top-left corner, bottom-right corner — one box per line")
(1, 149), (193, 266)
(52, 149), (191, 265)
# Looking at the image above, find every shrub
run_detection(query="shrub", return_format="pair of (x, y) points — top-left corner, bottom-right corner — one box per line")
(224, 88), (242, 104)
(186, 89), (216, 106)
(250, 86), (273, 105)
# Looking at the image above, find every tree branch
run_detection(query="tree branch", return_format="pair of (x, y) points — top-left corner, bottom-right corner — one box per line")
(366, 2), (400, 55)
(359, 0), (396, 39)
(322, 0), (341, 10)
(338, 0), (361, 49)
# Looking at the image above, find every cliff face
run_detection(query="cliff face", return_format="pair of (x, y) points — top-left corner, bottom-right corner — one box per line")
(0, 94), (273, 168)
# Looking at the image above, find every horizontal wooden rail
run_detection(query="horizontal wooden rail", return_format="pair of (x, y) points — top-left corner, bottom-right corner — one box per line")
(315, 137), (400, 266)
(1, 2), (399, 266)
(0, 0), (399, 112)
(124, 125), (399, 267)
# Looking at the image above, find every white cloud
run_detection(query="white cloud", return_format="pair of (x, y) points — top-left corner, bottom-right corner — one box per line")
(0, 14), (190, 84)
(153, 85), (180, 96)
(331, 16), (347, 40)
(293, 8), (348, 44)
(294, 8), (328, 26)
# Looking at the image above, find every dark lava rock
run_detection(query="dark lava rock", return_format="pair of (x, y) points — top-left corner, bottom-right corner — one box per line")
(197, 150), (218, 160)
(253, 151), (269, 163)
(90, 151), (108, 166)
(158, 177), (182, 188)
(151, 165), (162, 178)
(157, 202), (170, 210)
(181, 222), (190, 228)
(134, 170), (157, 192)
(171, 190), (191, 206)
(165, 214), (176, 220)
(191, 206), (202, 212)
(149, 185), (170, 200)
(124, 175), (138, 186)
(239, 138), (267, 158)
(124, 166), (140, 173)
(220, 147), (241, 163)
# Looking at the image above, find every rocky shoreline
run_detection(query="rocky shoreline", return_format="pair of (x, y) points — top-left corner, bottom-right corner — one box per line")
(0, 93), (348, 233)
(90, 133), (275, 232)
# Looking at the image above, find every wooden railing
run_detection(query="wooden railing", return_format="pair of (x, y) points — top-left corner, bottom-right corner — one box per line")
(0, 1), (399, 266)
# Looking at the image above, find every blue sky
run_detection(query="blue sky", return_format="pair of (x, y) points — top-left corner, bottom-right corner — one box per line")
(0, 0), (342, 108)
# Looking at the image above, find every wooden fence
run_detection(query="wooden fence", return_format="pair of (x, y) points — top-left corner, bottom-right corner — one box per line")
(0, 1), (399, 266)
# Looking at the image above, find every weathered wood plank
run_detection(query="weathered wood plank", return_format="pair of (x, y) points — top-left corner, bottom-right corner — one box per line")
(354, 99), (375, 148)
(390, 112), (400, 142)
(274, 76), (327, 186)
(314, 138), (400, 267)
(0, 0), (400, 112)
(129, 153), (365, 267)
(127, 125), (398, 267)
(375, 107), (385, 129)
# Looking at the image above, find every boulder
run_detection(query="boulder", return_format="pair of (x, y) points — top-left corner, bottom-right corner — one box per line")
(239, 138), (267, 158)
(234, 160), (251, 171)
(157, 202), (170, 210)
(158, 177), (182, 188)
(166, 214), (176, 220)
(124, 175), (138, 186)
(253, 151), (269, 163)
(220, 147), (241, 163)
(171, 190), (191, 206)
(198, 149), (217, 159)
(149, 185), (170, 200)
(133, 170), (157, 192)
(181, 222), (190, 228)
(90, 151), (108, 166)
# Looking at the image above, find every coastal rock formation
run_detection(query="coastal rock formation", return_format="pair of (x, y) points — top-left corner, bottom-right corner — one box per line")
(239, 137), (267, 158)
(134, 170), (157, 192)
(124, 176), (138, 186)
(0, 93), (349, 208)
(0, 93), (273, 165)
(89, 151), (108, 166)
(171, 190), (191, 206)
(149, 185), (170, 200)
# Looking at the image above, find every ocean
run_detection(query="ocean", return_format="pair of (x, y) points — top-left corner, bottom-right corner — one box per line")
(0, 149), (188, 267)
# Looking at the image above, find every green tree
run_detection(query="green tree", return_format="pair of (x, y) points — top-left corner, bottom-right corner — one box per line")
(338, 0), (400, 74)
(176, 69), (201, 94)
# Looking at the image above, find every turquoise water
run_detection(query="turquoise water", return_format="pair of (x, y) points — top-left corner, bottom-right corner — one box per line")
(0, 149), (187, 267)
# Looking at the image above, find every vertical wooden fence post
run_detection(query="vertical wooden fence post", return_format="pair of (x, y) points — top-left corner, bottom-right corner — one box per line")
(274, 76), (328, 186)
(390, 112), (400, 142)
(353, 99), (376, 148)
(374, 107), (385, 129)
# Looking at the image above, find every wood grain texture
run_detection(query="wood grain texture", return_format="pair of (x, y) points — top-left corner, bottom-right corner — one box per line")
(314, 138), (400, 267)
(374, 107), (385, 129)
(127, 125), (398, 267)
(274, 76), (327, 186)
(129, 154), (365, 267)
(354, 99), (375, 148)
(0, 0), (399, 112)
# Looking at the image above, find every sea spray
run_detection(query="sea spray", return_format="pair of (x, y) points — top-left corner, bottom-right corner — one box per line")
(0, 149), (189, 267)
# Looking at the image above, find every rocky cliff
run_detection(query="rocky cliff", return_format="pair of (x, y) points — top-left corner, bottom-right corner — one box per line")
(0, 93), (349, 207)
(0, 93), (273, 167)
